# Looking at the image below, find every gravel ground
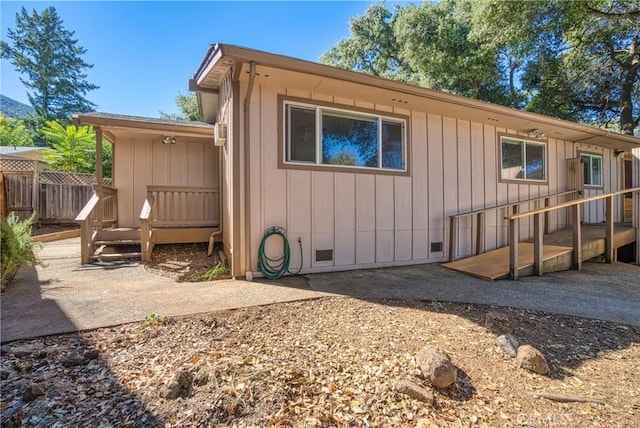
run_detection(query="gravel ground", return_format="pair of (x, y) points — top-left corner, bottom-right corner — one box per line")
(1, 297), (638, 427)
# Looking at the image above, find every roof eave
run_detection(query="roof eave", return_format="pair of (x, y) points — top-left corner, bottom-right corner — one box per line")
(194, 44), (640, 150)
(73, 113), (215, 136)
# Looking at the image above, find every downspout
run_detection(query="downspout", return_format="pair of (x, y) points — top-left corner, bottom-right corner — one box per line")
(243, 61), (257, 279)
(207, 149), (223, 255)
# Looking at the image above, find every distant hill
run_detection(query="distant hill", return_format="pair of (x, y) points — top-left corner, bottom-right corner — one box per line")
(0, 94), (34, 118)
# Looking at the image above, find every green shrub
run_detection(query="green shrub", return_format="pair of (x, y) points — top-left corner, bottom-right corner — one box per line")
(0, 212), (41, 291)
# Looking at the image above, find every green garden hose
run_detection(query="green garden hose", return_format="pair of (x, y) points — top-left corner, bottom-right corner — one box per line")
(257, 226), (303, 279)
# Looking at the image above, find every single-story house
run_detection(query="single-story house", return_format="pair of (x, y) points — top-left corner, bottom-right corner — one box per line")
(75, 43), (640, 278)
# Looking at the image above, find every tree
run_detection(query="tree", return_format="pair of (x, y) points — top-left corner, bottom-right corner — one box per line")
(160, 92), (201, 121)
(0, 7), (98, 137)
(0, 116), (34, 147)
(320, 2), (509, 105)
(41, 121), (96, 173)
(320, 4), (416, 83)
(468, 0), (639, 134)
(323, 1), (639, 135)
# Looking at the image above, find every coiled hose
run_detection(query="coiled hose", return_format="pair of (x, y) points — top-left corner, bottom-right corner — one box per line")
(257, 227), (303, 279)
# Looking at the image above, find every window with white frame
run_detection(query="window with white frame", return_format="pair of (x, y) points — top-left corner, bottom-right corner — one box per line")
(500, 136), (546, 182)
(581, 153), (603, 187)
(284, 101), (406, 172)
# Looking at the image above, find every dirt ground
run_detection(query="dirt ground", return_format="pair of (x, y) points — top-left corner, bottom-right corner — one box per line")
(4, 240), (638, 426)
(1, 296), (638, 427)
(144, 243), (229, 282)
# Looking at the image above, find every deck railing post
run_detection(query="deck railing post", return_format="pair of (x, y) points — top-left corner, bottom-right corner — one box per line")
(533, 213), (543, 276)
(509, 219), (519, 280)
(544, 197), (550, 234)
(605, 195), (615, 263)
(572, 204), (582, 270)
(449, 216), (458, 262)
(476, 212), (485, 255)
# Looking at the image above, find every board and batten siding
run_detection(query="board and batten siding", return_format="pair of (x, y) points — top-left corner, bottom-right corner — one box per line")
(218, 71), (234, 255)
(245, 83), (621, 274)
(113, 136), (218, 228)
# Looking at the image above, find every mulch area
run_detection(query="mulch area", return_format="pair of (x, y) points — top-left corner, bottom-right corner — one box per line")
(144, 243), (229, 282)
(1, 297), (638, 427)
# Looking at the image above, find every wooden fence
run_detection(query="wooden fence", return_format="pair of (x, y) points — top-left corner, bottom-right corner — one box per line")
(1, 158), (110, 224)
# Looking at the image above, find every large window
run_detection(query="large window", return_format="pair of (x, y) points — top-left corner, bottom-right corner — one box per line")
(581, 153), (603, 187)
(500, 136), (546, 182)
(284, 101), (406, 172)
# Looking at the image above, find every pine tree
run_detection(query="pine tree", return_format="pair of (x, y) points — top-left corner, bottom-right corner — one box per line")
(0, 6), (98, 140)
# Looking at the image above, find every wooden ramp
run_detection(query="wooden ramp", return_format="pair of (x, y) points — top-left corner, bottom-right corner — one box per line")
(443, 224), (636, 280)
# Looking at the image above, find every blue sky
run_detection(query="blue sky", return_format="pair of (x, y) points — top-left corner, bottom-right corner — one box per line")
(1, 1), (384, 118)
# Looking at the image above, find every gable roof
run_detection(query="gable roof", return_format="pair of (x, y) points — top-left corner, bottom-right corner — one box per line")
(192, 43), (640, 151)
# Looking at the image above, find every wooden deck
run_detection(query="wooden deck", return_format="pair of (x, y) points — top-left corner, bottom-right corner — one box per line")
(442, 224), (636, 280)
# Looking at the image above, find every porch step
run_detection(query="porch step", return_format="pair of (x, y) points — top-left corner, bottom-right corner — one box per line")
(95, 228), (140, 241)
(95, 239), (141, 246)
(90, 252), (142, 262)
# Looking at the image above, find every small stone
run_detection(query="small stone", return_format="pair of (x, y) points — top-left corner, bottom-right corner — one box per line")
(61, 355), (85, 368)
(0, 345), (11, 356)
(160, 369), (193, 399)
(22, 383), (45, 402)
(496, 334), (519, 358)
(84, 350), (99, 361)
(0, 368), (12, 380)
(193, 366), (211, 386)
(416, 345), (457, 388)
(516, 345), (549, 375)
(11, 343), (45, 358)
(395, 380), (434, 404)
(484, 311), (512, 334)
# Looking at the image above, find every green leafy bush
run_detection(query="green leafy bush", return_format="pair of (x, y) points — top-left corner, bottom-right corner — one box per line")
(0, 213), (41, 291)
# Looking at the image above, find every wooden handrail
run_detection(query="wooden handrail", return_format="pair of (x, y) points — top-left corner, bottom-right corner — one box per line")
(505, 187), (640, 220)
(140, 195), (155, 221)
(451, 189), (580, 220)
(449, 189), (580, 262)
(506, 187), (640, 280)
(147, 185), (218, 193)
(76, 194), (100, 264)
(75, 194), (100, 222)
(140, 195), (155, 262)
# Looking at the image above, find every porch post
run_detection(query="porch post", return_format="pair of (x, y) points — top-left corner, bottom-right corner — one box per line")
(95, 127), (103, 185)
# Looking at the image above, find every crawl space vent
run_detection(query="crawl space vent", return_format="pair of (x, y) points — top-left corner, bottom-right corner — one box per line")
(430, 242), (443, 253)
(315, 249), (333, 262)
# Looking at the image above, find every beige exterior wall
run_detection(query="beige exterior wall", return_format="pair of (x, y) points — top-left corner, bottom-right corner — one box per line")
(113, 134), (218, 228)
(236, 72), (623, 275)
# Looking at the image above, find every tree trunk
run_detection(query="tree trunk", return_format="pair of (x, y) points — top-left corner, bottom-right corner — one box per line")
(620, 34), (639, 135)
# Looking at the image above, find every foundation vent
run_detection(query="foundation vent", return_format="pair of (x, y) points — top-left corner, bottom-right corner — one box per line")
(430, 242), (443, 253)
(315, 249), (333, 262)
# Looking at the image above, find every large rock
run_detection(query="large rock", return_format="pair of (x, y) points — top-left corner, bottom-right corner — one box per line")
(516, 345), (549, 375)
(496, 334), (519, 358)
(484, 311), (512, 334)
(395, 380), (434, 404)
(416, 346), (457, 388)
